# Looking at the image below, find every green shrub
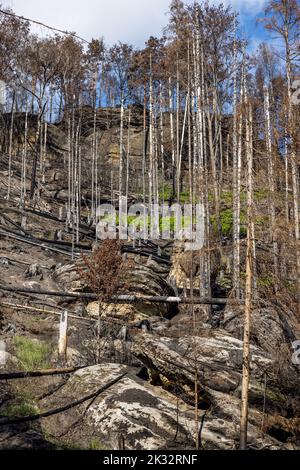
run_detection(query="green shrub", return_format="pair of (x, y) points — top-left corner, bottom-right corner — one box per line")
(159, 184), (173, 201)
(158, 184), (194, 204)
(257, 276), (274, 288)
(211, 209), (246, 238)
(14, 336), (53, 371)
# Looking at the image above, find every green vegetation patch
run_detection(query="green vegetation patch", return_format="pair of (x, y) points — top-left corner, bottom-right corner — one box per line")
(257, 276), (275, 288)
(211, 209), (247, 238)
(158, 184), (194, 204)
(88, 438), (108, 450)
(103, 212), (196, 235)
(0, 401), (38, 418)
(14, 336), (53, 371)
(254, 189), (269, 202)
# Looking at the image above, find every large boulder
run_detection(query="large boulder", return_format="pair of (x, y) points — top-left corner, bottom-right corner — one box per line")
(39, 363), (286, 450)
(131, 330), (274, 398)
(168, 242), (222, 290)
(221, 304), (300, 356)
(40, 363), (195, 450)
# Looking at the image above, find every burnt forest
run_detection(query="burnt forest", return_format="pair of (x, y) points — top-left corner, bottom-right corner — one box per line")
(0, 0), (300, 453)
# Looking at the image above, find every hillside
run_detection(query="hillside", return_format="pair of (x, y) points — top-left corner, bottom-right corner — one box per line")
(0, 0), (300, 453)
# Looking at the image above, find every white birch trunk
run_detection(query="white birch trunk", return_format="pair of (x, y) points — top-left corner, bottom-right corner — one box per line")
(240, 100), (254, 450)
(7, 92), (15, 201)
(264, 85), (278, 277)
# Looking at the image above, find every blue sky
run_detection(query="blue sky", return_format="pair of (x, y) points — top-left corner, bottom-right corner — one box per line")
(4, 0), (269, 50)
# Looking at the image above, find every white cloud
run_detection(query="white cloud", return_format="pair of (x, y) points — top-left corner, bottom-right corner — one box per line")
(5, 0), (171, 45)
(4, 0), (267, 46)
(224, 0), (267, 13)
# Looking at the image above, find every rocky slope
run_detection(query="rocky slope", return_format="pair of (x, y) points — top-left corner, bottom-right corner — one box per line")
(0, 112), (299, 451)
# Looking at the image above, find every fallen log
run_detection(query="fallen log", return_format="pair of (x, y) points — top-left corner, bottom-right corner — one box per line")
(0, 366), (84, 381)
(0, 224), (78, 252)
(0, 254), (51, 270)
(0, 301), (146, 329)
(0, 301), (94, 323)
(0, 284), (94, 299)
(0, 226), (171, 263)
(0, 372), (127, 427)
(0, 216), (92, 251)
(0, 206), (175, 263)
(0, 213), (27, 236)
(0, 284), (232, 305)
(0, 228), (81, 258)
(0, 205), (96, 237)
(36, 237), (91, 251)
(122, 246), (171, 265)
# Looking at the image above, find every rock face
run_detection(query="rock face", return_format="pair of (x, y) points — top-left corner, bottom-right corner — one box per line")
(168, 242), (222, 290)
(39, 362), (286, 450)
(52, 262), (85, 293)
(129, 323), (300, 449)
(132, 330), (273, 393)
(0, 429), (53, 450)
(123, 262), (175, 319)
(221, 304), (300, 355)
(40, 364), (195, 450)
(24, 263), (43, 279)
(133, 329), (300, 448)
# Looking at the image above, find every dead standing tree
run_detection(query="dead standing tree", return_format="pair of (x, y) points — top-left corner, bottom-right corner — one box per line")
(80, 240), (131, 364)
(109, 43), (134, 210)
(240, 97), (255, 451)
